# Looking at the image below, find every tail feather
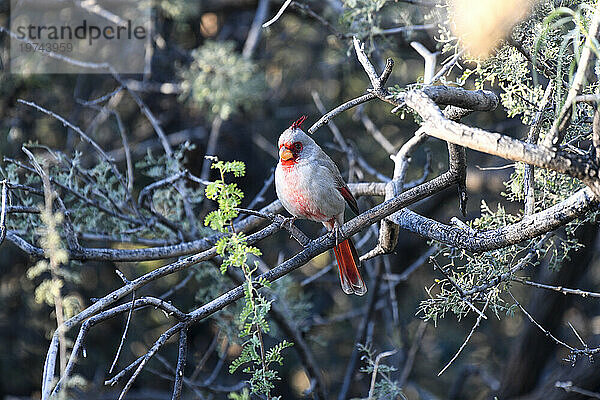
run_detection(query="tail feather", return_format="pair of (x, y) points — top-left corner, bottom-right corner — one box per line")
(333, 238), (367, 296)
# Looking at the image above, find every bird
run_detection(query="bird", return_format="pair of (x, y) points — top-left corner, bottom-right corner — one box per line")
(274, 115), (367, 296)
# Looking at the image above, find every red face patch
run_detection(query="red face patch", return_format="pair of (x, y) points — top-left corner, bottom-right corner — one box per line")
(279, 141), (303, 166)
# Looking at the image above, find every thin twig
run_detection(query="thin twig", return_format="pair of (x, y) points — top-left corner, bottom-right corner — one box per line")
(430, 257), (487, 320)
(17, 99), (131, 204)
(373, 24), (435, 37)
(151, 355), (207, 398)
(513, 277), (600, 298)
(463, 233), (552, 297)
(568, 322), (587, 348)
(243, 0), (270, 58)
(200, 117), (224, 181)
(190, 333), (220, 381)
(262, 0), (293, 27)
(382, 256), (399, 324)
(438, 295), (490, 376)
(253, 132), (279, 159)
(411, 42), (437, 84)
(117, 324), (183, 400)
(308, 93), (377, 134)
(236, 207), (310, 246)
(399, 321), (427, 386)
(430, 50), (465, 84)
(358, 111), (396, 154)
(384, 247), (437, 286)
(109, 291), (136, 374)
(77, 86), (124, 106)
(508, 291), (575, 352)
(171, 327), (188, 400)
(0, 181), (7, 246)
(160, 270), (196, 300)
(202, 340), (229, 386)
(290, 1), (344, 39)
(524, 81), (554, 215)
(246, 169), (275, 210)
(311, 91), (351, 153)
(338, 259), (384, 400)
(354, 36), (382, 89)
(354, 153), (392, 182)
(368, 349), (398, 400)
(555, 381), (600, 399)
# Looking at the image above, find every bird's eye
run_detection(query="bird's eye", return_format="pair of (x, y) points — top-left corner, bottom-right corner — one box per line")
(294, 142), (302, 151)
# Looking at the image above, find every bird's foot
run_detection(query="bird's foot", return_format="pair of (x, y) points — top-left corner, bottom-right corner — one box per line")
(334, 225), (341, 246)
(280, 216), (297, 232)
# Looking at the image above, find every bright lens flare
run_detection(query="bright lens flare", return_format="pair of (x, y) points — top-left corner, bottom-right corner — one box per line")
(450, 0), (536, 58)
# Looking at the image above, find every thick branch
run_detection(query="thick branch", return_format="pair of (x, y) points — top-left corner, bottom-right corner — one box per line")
(396, 86), (499, 112)
(6, 181), (390, 261)
(389, 188), (597, 253)
(404, 90), (600, 197)
(7, 200), (282, 261)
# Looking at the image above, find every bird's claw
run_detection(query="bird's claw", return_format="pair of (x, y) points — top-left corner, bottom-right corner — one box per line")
(280, 216), (297, 232)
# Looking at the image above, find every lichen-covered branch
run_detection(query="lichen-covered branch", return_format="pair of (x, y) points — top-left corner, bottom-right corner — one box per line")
(389, 188), (597, 253)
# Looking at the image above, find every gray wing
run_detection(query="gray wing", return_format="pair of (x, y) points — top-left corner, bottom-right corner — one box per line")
(314, 147), (359, 214)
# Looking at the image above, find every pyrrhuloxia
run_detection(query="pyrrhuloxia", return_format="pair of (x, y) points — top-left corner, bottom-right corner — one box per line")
(275, 116), (367, 296)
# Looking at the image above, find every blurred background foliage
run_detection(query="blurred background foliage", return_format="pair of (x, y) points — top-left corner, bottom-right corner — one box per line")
(1, 0), (600, 399)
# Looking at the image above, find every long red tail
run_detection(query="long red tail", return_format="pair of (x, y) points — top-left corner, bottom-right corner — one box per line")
(333, 238), (367, 296)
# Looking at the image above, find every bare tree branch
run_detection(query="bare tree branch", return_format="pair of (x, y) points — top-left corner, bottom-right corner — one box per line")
(0, 181), (7, 246)
(438, 295), (490, 376)
(171, 328), (188, 400)
(403, 90), (600, 197)
(389, 188), (596, 253)
(555, 380), (600, 399)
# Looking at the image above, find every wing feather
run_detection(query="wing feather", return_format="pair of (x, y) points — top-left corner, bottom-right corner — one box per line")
(312, 146), (359, 215)
(338, 185), (359, 215)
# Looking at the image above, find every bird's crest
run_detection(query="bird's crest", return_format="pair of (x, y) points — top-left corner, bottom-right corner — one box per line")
(290, 115), (307, 130)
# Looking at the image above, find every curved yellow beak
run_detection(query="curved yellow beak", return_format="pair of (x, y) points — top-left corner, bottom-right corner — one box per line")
(280, 147), (293, 161)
